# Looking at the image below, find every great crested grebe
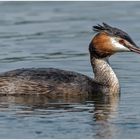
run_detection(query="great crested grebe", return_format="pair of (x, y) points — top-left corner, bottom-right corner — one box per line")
(0, 23), (139, 96)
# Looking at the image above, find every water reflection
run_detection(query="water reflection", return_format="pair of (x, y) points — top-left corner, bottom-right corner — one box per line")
(92, 95), (120, 138)
(0, 93), (119, 138)
(93, 95), (119, 121)
(0, 94), (119, 109)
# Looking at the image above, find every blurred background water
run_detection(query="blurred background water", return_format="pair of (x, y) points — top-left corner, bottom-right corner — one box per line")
(0, 1), (140, 138)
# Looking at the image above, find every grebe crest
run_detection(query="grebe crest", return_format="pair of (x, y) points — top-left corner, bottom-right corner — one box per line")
(89, 22), (140, 58)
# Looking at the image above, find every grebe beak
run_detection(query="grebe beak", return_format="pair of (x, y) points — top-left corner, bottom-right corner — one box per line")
(127, 44), (140, 54)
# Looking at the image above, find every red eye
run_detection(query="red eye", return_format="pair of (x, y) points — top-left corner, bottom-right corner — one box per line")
(119, 40), (125, 45)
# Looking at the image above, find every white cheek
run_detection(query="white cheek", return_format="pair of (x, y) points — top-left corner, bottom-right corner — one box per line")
(110, 38), (130, 52)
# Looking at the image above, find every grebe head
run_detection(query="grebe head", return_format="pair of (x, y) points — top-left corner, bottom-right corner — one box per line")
(89, 23), (140, 58)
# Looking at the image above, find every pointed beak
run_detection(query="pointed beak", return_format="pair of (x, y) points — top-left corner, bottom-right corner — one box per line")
(127, 44), (140, 54)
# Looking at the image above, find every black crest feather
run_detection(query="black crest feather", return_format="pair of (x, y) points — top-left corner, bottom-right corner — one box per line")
(93, 22), (136, 45)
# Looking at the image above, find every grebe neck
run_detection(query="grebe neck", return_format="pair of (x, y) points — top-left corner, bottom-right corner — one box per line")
(91, 56), (120, 94)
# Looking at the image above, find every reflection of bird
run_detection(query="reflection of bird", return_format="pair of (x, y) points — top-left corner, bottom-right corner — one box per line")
(93, 95), (119, 139)
(0, 23), (139, 96)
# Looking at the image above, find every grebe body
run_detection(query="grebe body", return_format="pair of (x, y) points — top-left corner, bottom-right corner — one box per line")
(0, 23), (140, 96)
(0, 68), (95, 96)
(0, 67), (118, 96)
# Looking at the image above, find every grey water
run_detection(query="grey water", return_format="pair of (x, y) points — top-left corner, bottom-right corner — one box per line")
(0, 1), (140, 139)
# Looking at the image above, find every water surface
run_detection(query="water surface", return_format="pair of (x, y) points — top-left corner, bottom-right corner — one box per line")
(0, 1), (140, 138)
